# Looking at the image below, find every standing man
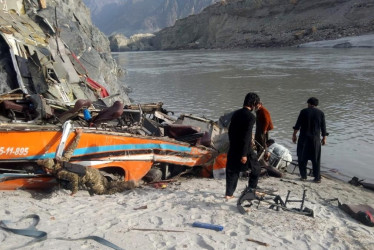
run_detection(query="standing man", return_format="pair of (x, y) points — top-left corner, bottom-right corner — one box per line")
(255, 102), (273, 158)
(292, 97), (327, 183)
(225, 92), (262, 199)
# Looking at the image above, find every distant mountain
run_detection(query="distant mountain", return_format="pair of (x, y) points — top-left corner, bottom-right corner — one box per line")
(83, 0), (220, 36)
(150, 0), (374, 50)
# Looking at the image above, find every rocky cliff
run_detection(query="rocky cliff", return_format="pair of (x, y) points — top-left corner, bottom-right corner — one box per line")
(109, 33), (155, 52)
(0, 0), (129, 106)
(150, 0), (374, 50)
(84, 0), (220, 36)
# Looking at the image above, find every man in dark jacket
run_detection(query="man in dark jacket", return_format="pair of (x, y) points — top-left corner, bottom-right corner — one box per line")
(292, 97), (327, 183)
(225, 92), (262, 199)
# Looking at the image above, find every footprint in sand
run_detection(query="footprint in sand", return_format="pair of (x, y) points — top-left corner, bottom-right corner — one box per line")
(196, 235), (215, 250)
(151, 236), (167, 248)
(149, 215), (163, 226)
(230, 231), (238, 236)
(97, 219), (119, 231)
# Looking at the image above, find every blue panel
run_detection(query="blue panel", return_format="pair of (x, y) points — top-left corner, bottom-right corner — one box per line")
(11, 143), (192, 160)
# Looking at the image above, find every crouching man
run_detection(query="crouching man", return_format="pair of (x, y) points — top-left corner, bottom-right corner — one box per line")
(37, 128), (137, 195)
(265, 139), (292, 170)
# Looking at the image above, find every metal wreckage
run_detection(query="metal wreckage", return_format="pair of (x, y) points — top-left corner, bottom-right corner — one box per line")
(0, 1), (228, 191)
(0, 0), (314, 218)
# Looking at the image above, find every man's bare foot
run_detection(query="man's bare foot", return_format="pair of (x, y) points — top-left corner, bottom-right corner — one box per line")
(225, 195), (234, 200)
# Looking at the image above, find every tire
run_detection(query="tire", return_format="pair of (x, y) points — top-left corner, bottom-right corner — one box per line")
(143, 168), (163, 183)
(99, 170), (123, 182)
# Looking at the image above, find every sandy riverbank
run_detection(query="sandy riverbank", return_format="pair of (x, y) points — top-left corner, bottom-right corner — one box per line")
(1, 172), (373, 249)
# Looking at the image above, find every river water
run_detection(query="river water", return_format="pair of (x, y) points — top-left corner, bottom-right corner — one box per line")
(114, 49), (374, 183)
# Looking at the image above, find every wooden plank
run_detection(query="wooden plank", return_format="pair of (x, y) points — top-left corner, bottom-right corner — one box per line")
(0, 94), (24, 101)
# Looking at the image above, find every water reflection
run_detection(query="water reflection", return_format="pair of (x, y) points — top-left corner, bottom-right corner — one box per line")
(114, 49), (374, 182)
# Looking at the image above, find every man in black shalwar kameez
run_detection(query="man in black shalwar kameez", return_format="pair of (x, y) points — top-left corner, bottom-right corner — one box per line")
(225, 93), (262, 199)
(292, 97), (327, 183)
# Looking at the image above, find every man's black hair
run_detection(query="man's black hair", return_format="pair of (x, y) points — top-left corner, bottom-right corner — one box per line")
(266, 139), (275, 145)
(243, 92), (260, 107)
(307, 97), (319, 106)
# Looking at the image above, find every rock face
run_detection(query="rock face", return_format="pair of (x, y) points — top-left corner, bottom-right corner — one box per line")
(0, 0), (130, 105)
(150, 0), (374, 50)
(84, 0), (220, 36)
(33, 0), (130, 104)
(109, 33), (155, 52)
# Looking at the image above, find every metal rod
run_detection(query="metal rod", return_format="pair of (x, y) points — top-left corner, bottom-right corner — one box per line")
(284, 190), (291, 206)
(300, 189), (306, 210)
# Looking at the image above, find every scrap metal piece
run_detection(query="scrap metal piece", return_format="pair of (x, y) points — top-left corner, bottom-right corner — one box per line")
(55, 120), (73, 160)
(237, 187), (314, 217)
(237, 188), (256, 214)
(6, 40), (28, 94)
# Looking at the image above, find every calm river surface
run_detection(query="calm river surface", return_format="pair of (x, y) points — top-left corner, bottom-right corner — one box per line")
(114, 49), (374, 183)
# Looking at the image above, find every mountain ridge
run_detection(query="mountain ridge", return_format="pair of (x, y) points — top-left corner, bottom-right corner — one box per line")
(83, 0), (220, 36)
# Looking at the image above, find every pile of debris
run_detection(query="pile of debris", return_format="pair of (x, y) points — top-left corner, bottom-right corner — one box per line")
(0, 0), (125, 122)
(0, 1), (231, 190)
